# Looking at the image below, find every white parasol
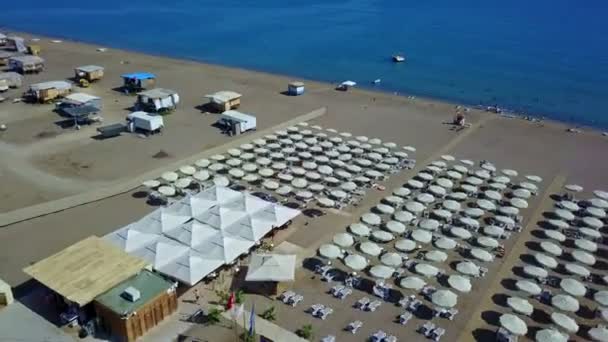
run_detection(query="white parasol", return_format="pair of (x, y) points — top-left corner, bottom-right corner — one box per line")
(431, 290), (458, 308)
(175, 177), (192, 189)
(559, 200), (580, 212)
(431, 160), (447, 169)
(447, 170), (463, 180)
(341, 181), (358, 192)
(551, 312), (579, 333)
(161, 171), (179, 182)
(417, 172), (434, 181)
(510, 198), (528, 209)
(276, 185), (292, 195)
(450, 227), (472, 239)
(304, 171), (321, 181)
(499, 314), (528, 336)
(380, 252), (403, 267)
(456, 261), (480, 276)
(554, 209), (575, 221)
(493, 175), (511, 184)
(365, 170), (383, 179)
(142, 180), (160, 188)
(372, 230), (395, 243)
(432, 209), (453, 220)
(535, 329), (568, 342)
(383, 195), (404, 206)
(179, 165), (196, 175)
(544, 230), (566, 242)
(499, 206), (520, 217)
(158, 185), (176, 197)
(482, 163), (496, 172)
(195, 158), (211, 168)
(435, 237), (457, 250)
(405, 201), (426, 214)
(295, 190), (313, 200)
(324, 176), (340, 185)
(291, 178), (308, 188)
(448, 192), (468, 201)
(507, 296), (533, 315)
(565, 184), (583, 192)
(241, 153), (256, 161)
(574, 238), (597, 252)
(395, 239), (417, 252)
(256, 157), (272, 166)
(345, 164), (362, 173)
(369, 265), (395, 279)
(394, 211), (414, 223)
(425, 250), (448, 263)
(302, 161), (318, 170)
(560, 278), (586, 297)
(428, 185), (447, 197)
(333, 233), (355, 247)
(460, 184), (478, 194)
(385, 221), (406, 234)
(588, 326), (608, 342)
(442, 200), (461, 212)
(571, 250), (596, 265)
(349, 223), (371, 237)
(564, 263), (590, 277)
(519, 182), (538, 191)
(586, 207), (606, 218)
(463, 207), (484, 218)
(441, 154), (455, 161)
(477, 200), (497, 211)
(548, 219), (569, 229)
(344, 254), (368, 271)
(470, 248), (494, 262)
(263, 180), (280, 190)
(453, 164), (469, 173)
(243, 174), (259, 183)
(594, 291), (608, 306)
(534, 253), (558, 269)
(589, 198), (608, 209)
(319, 244), (342, 259)
(446, 275), (471, 293)
(415, 263), (439, 277)
(523, 265), (548, 278)
(540, 241), (562, 256)
(580, 227), (601, 240)
(407, 179), (424, 189)
(403, 145), (416, 152)
(516, 280), (542, 296)
(360, 241), (382, 256)
(436, 178), (454, 189)
(308, 183), (325, 192)
(400, 276), (426, 290)
(484, 190), (502, 201)
(213, 176), (230, 187)
(411, 229), (433, 244)
(258, 168), (275, 178)
(583, 216), (604, 228)
(459, 217), (480, 229)
(277, 173), (294, 182)
(419, 219), (440, 231)
(475, 170), (491, 179)
(483, 225), (504, 238)
(228, 168), (245, 178)
(211, 153), (227, 161)
(525, 175), (543, 183)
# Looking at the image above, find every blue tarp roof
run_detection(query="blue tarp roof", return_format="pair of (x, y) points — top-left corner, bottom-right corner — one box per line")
(121, 72), (156, 80)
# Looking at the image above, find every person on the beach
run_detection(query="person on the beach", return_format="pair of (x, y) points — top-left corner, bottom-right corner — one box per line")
(194, 288), (200, 304)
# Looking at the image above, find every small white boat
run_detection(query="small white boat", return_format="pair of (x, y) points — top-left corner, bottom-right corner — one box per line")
(372, 79), (381, 84)
(392, 54), (405, 63)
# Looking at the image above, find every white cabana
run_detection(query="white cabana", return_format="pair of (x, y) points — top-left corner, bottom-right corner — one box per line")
(245, 254), (296, 282)
(400, 276), (426, 290)
(507, 296), (533, 315)
(499, 314), (528, 336)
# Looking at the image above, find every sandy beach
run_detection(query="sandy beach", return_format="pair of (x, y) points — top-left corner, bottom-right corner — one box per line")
(0, 33), (607, 342)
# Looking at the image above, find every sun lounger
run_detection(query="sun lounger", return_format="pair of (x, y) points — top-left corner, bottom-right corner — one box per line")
(418, 322), (436, 336)
(280, 291), (295, 303)
(385, 336), (398, 342)
(320, 336), (335, 342)
(356, 297), (370, 310)
(421, 285), (437, 297)
(399, 312), (413, 325)
(367, 300), (382, 312)
(337, 287), (352, 300)
(408, 299), (422, 312)
(318, 307), (333, 320)
(371, 330), (387, 342)
(330, 285), (344, 296)
(347, 320), (363, 334)
(309, 304), (324, 316)
(289, 294), (303, 307)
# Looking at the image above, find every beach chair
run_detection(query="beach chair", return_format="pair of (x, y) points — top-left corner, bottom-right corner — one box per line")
(320, 336), (335, 342)
(322, 271), (335, 282)
(367, 300), (382, 312)
(386, 335), (398, 342)
(289, 294), (303, 307)
(399, 312), (413, 325)
(370, 330), (387, 342)
(421, 285), (437, 298)
(408, 299), (422, 312)
(418, 322), (436, 336)
(330, 285), (344, 296)
(337, 287), (352, 300)
(319, 307), (333, 320)
(309, 304), (324, 316)
(346, 320), (363, 334)
(356, 297), (370, 310)
(280, 291), (295, 304)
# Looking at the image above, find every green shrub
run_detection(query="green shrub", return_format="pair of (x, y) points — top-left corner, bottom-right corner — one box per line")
(296, 324), (314, 340)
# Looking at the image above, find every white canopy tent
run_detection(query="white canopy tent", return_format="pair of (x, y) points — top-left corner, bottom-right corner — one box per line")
(245, 254), (296, 282)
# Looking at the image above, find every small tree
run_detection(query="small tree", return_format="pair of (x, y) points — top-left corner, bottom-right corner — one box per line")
(260, 306), (276, 321)
(240, 332), (255, 342)
(206, 308), (222, 325)
(235, 289), (245, 304)
(215, 290), (230, 306)
(296, 324), (314, 340)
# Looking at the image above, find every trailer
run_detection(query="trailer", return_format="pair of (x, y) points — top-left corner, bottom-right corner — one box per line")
(27, 81), (72, 103)
(0, 72), (23, 88)
(127, 111), (164, 133)
(204, 90), (241, 112)
(9, 55), (45, 74)
(75, 65), (104, 83)
(97, 123), (125, 138)
(217, 110), (256, 135)
(136, 88), (179, 112)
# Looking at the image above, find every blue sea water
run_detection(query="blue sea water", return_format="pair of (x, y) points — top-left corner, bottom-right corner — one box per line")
(2, 0), (608, 127)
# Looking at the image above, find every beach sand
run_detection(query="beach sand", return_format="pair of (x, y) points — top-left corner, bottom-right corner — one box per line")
(0, 33), (607, 341)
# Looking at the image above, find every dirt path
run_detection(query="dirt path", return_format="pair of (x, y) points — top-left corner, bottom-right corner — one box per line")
(456, 174), (566, 342)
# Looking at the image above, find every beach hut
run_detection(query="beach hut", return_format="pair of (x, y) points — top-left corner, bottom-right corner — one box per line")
(205, 90), (242, 112)
(74, 65), (104, 83)
(217, 110), (257, 135)
(245, 254), (296, 295)
(136, 88), (179, 112)
(26, 81), (72, 103)
(121, 72), (156, 92)
(8, 55), (44, 73)
(287, 81), (305, 96)
(0, 72), (23, 88)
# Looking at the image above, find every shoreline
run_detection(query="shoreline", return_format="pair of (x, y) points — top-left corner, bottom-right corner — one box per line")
(4, 28), (607, 134)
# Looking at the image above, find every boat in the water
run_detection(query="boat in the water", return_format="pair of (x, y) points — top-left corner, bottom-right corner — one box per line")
(392, 54), (405, 62)
(372, 79), (381, 84)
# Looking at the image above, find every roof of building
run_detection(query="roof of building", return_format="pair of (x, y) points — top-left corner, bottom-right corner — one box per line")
(64, 92), (100, 103)
(0, 72), (22, 81)
(289, 81), (305, 87)
(205, 91), (242, 104)
(0, 302), (73, 342)
(245, 254), (297, 282)
(23, 236), (148, 306)
(9, 55), (44, 64)
(76, 65), (104, 72)
(0, 51), (19, 58)
(137, 88), (177, 99)
(220, 110), (256, 123)
(95, 270), (173, 316)
(29, 80), (72, 91)
(121, 72), (156, 80)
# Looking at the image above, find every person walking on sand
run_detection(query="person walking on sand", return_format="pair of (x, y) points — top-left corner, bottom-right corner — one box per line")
(194, 288), (200, 304)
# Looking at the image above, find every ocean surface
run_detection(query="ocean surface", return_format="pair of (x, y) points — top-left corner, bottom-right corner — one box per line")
(2, 0), (608, 128)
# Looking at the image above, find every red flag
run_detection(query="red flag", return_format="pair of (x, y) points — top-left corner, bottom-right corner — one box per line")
(226, 292), (235, 311)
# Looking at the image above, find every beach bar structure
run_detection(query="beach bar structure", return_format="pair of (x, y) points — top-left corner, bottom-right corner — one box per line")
(0, 72), (23, 88)
(204, 90), (242, 112)
(287, 81), (305, 96)
(136, 88), (179, 112)
(75, 65), (104, 82)
(121, 72), (156, 92)
(26, 80), (72, 103)
(94, 270), (177, 342)
(9, 55), (44, 73)
(245, 254), (296, 295)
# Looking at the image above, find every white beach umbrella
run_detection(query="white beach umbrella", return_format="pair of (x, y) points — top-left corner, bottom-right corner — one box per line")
(470, 248), (494, 262)
(325, 150), (339, 158)
(415, 263), (439, 277)
(308, 183), (325, 192)
(510, 198), (528, 209)
(548, 219), (569, 229)
(341, 181), (358, 192)
(450, 227), (472, 239)
(507, 296), (534, 315)
(431, 160), (447, 169)
(499, 206), (520, 217)
(448, 192), (468, 201)
(302, 161), (318, 170)
(269, 152), (285, 161)
(295, 190), (313, 200)
(544, 229), (566, 242)
(535, 329), (568, 342)
(324, 176), (340, 185)
(256, 157), (272, 166)
(572, 250), (596, 266)
(599, 308), (608, 323)
(460, 159), (475, 166)
(447, 275), (472, 293)
(519, 182), (538, 192)
(400, 276), (426, 290)
(290, 166), (306, 176)
(490, 182), (508, 191)
(582, 216), (603, 229)
(195, 158), (211, 168)
(419, 219), (440, 231)
(241, 152), (256, 161)
(516, 280), (542, 296)
(457, 261), (480, 277)
(369, 265), (395, 279)
(594, 190), (608, 200)
(254, 147), (270, 155)
(372, 230), (395, 243)
(551, 312), (579, 333)
(594, 291), (608, 307)
(335, 170), (352, 180)
(523, 265), (548, 278)
(564, 263), (590, 277)
(318, 165), (333, 175)
(179, 165), (196, 175)
(459, 217), (480, 229)
(428, 185), (447, 197)
(330, 190), (347, 199)
(460, 184), (478, 194)
(298, 151), (312, 159)
(411, 229), (432, 244)
(580, 227), (601, 240)
(345, 164), (362, 174)
(405, 201), (426, 214)
(435, 237), (457, 250)
(349, 223), (371, 237)
(485, 190), (503, 201)
(476, 199), (496, 211)
(357, 159), (373, 168)
(417, 172), (434, 181)
(362, 213), (382, 226)
(493, 175), (511, 184)
(291, 178), (308, 188)
(258, 168), (275, 178)
(465, 177), (483, 185)
(425, 250), (448, 263)
(383, 142), (397, 149)
(432, 290), (458, 308)
(339, 132), (352, 138)
(161, 171), (179, 182)
(554, 209), (575, 221)
(319, 244), (342, 259)
(426, 165), (442, 174)
(175, 177), (192, 189)
(574, 238), (597, 252)
(588, 326), (608, 342)
(393, 151), (408, 159)
(512, 189), (532, 199)
(228, 168), (245, 178)
(360, 241), (382, 256)
(365, 170), (383, 179)
(407, 179), (424, 189)
(142, 179), (161, 188)
(395, 239), (417, 252)
(436, 178), (454, 189)
(213, 176), (230, 187)
(314, 155), (330, 164)
(333, 233), (355, 248)
(534, 253), (558, 269)
(367, 152), (383, 161)
(375, 163), (391, 171)
(381, 252), (403, 267)
(277, 172), (294, 182)
(525, 174), (542, 183)
(211, 153), (227, 161)
(441, 154), (455, 161)
(482, 163), (496, 172)
(432, 209), (453, 221)
(317, 197), (335, 208)
(403, 145), (416, 152)
(447, 170), (463, 180)
(540, 241), (562, 256)
(475, 170), (491, 179)
(243, 174), (259, 183)
(276, 185), (292, 195)
(586, 207), (607, 218)
(158, 185), (176, 197)
(263, 180), (280, 190)
(329, 159), (346, 168)
(560, 278), (586, 297)
(565, 184), (583, 192)
(383, 195), (404, 206)
(499, 314), (528, 336)
(483, 225), (504, 238)
(385, 221), (406, 234)
(443, 200), (462, 212)
(394, 211), (414, 223)
(344, 254), (367, 271)
(559, 200), (580, 212)
(589, 198), (608, 209)
(305, 171), (321, 181)
(453, 164), (469, 173)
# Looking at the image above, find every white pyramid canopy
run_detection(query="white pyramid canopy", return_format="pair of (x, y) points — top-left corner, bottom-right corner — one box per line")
(245, 254), (296, 282)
